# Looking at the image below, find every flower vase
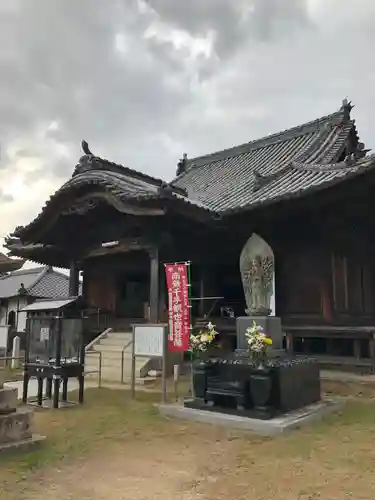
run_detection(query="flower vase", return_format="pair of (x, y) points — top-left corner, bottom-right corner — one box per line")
(191, 357), (208, 400)
(249, 367), (273, 414)
(257, 360), (265, 371)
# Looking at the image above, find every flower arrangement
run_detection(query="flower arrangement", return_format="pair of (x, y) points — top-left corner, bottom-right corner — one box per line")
(190, 321), (218, 357)
(245, 321), (273, 365)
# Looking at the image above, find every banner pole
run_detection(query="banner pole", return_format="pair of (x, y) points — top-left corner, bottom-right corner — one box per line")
(186, 261), (194, 399)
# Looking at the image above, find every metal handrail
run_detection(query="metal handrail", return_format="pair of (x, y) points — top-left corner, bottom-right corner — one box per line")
(0, 356), (24, 361)
(0, 355), (25, 369)
(121, 340), (133, 384)
(85, 350), (102, 388)
(85, 327), (113, 352)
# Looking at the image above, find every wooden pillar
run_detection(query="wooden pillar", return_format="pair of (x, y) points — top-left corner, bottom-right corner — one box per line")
(69, 260), (79, 297)
(149, 247), (159, 323)
(159, 272), (167, 322)
(321, 251), (333, 322)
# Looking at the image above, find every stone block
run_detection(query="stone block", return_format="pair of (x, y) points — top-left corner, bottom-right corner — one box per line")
(0, 407), (33, 445)
(0, 388), (18, 415)
(236, 316), (283, 351)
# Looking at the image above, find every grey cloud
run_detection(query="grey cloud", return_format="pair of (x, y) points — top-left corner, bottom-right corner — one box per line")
(0, 0), (375, 191)
(0, 0), (194, 170)
(249, 0), (312, 41)
(145, 0), (249, 58)
(145, 0), (312, 56)
(0, 190), (13, 203)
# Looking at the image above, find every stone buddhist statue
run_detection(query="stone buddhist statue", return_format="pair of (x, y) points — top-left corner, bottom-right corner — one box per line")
(240, 233), (274, 316)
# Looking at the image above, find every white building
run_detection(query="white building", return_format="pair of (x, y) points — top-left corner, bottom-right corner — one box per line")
(0, 265), (79, 350)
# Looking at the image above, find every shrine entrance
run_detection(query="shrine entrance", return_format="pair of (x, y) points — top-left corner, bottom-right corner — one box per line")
(115, 272), (149, 319)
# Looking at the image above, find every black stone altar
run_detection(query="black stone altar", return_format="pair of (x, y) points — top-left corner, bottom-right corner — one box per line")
(185, 354), (321, 420)
(186, 232), (321, 420)
(21, 297), (85, 409)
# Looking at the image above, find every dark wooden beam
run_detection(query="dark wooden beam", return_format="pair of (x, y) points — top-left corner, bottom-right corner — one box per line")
(69, 260), (80, 296)
(83, 237), (153, 259)
(149, 246), (159, 323)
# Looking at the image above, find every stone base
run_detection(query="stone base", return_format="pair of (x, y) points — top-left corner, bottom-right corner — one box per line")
(158, 399), (343, 436)
(236, 316), (283, 351)
(0, 407), (34, 445)
(0, 434), (46, 454)
(0, 388), (18, 414)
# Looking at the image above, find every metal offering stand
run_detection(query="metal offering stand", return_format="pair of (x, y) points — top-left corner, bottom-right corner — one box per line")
(21, 297), (85, 409)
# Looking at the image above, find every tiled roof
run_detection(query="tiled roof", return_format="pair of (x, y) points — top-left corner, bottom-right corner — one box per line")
(0, 266), (81, 299)
(11, 152), (210, 240)
(7, 101), (375, 250)
(172, 102), (374, 213)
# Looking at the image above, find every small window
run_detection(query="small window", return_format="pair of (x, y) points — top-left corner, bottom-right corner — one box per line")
(7, 310), (16, 327)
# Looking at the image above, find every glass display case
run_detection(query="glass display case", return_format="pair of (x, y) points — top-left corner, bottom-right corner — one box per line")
(21, 297), (85, 409)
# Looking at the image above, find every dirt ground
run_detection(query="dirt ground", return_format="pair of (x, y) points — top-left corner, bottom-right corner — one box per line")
(15, 412), (375, 500)
(2, 388), (375, 500)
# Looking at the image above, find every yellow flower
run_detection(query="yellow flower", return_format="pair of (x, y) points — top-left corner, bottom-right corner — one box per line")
(264, 337), (273, 345)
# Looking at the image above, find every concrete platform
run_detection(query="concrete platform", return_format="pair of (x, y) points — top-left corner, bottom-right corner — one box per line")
(158, 399), (344, 436)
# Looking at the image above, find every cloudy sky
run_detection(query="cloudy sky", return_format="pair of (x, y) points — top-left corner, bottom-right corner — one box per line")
(1, 0), (375, 262)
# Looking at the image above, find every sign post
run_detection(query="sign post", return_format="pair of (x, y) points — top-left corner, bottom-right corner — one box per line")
(131, 324), (168, 402)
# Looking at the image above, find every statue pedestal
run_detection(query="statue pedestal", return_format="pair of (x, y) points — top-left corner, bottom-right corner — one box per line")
(236, 316), (284, 355)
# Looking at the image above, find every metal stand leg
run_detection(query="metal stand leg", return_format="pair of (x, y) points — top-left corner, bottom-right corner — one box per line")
(45, 378), (53, 399)
(62, 378), (68, 402)
(53, 378), (60, 409)
(78, 375), (84, 404)
(37, 377), (44, 406)
(22, 372), (29, 404)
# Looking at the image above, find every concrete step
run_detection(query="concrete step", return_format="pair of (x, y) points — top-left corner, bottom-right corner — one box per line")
(99, 337), (133, 347)
(85, 355), (149, 368)
(84, 373), (157, 386)
(107, 332), (132, 341)
(87, 351), (133, 362)
(85, 360), (148, 371)
(86, 367), (151, 382)
(93, 344), (128, 353)
(109, 376), (157, 386)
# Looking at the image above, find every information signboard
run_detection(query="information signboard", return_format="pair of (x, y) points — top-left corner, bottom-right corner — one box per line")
(134, 325), (164, 357)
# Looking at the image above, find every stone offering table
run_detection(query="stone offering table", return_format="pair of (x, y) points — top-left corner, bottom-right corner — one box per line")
(0, 383), (45, 452)
(185, 355), (321, 420)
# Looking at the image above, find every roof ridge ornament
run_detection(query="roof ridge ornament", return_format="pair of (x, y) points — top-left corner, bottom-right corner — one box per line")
(176, 153), (188, 176)
(81, 140), (93, 156)
(73, 140), (99, 176)
(340, 98), (354, 120)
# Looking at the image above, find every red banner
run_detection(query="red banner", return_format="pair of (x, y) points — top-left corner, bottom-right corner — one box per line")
(165, 263), (191, 351)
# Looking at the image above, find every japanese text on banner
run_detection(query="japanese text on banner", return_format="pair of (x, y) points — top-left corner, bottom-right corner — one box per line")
(165, 263), (191, 351)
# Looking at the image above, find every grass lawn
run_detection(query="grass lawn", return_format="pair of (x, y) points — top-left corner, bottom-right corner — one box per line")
(0, 386), (375, 499)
